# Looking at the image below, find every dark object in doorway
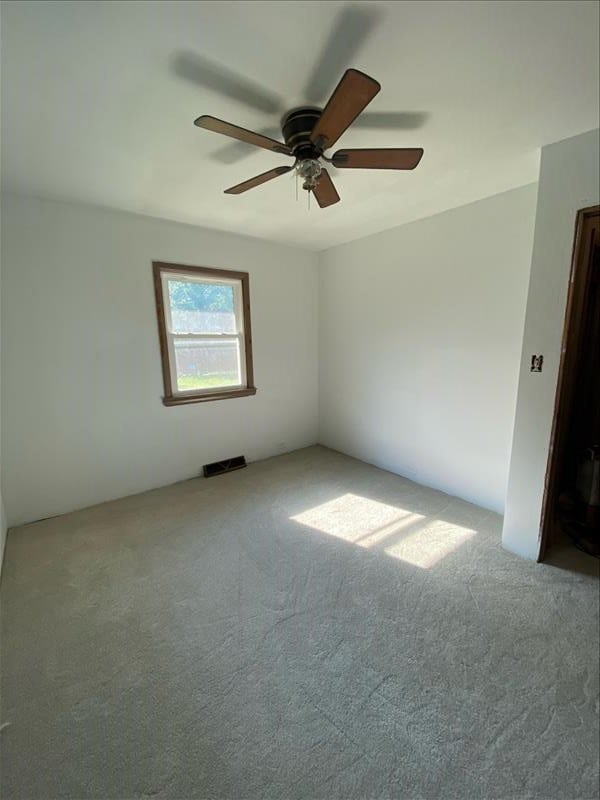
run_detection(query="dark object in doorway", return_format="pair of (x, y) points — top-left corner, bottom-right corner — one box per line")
(557, 494), (599, 559)
(555, 441), (600, 559)
(203, 456), (247, 478)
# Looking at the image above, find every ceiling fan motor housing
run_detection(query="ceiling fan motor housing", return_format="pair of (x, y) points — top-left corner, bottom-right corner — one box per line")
(281, 107), (323, 159)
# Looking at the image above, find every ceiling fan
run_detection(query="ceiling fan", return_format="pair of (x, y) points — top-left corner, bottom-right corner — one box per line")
(194, 68), (424, 209)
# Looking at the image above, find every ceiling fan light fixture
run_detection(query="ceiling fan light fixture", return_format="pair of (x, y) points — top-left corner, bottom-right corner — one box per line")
(296, 158), (322, 191)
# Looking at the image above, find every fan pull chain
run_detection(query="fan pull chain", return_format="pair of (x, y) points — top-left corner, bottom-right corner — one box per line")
(295, 173), (298, 202)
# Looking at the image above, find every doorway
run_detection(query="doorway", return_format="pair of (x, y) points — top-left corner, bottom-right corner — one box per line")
(539, 205), (600, 561)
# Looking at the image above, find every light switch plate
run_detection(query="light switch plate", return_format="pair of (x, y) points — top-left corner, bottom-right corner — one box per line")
(530, 355), (543, 372)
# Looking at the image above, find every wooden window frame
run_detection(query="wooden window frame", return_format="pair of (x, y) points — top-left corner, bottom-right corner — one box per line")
(152, 261), (256, 406)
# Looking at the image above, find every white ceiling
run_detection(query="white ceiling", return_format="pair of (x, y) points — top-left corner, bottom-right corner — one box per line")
(1, 0), (598, 250)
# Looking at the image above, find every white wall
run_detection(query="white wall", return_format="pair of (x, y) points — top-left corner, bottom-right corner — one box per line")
(0, 209), (5, 571)
(1, 193), (318, 526)
(503, 129), (600, 560)
(319, 184), (538, 514)
(0, 42), (6, 574)
(0, 206), (5, 568)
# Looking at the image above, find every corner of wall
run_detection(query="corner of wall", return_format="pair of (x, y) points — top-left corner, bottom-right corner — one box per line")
(315, 248), (328, 447)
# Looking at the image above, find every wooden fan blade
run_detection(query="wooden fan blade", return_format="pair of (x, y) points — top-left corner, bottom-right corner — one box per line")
(332, 148), (424, 170)
(303, 6), (381, 104)
(211, 127), (283, 164)
(310, 69), (380, 150)
(353, 111), (428, 130)
(224, 166), (293, 195)
(174, 52), (283, 114)
(313, 169), (340, 208)
(195, 115), (292, 156)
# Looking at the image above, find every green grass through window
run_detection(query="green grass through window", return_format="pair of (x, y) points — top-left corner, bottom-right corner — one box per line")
(177, 372), (239, 391)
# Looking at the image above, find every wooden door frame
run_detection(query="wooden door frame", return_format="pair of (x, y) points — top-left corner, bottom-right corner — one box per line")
(538, 205), (600, 561)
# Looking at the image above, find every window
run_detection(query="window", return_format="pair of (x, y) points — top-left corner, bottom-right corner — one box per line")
(153, 262), (256, 406)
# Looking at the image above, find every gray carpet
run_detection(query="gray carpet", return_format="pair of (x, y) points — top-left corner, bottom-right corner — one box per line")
(1, 446), (598, 800)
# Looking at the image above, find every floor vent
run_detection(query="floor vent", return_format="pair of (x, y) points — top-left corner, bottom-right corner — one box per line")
(203, 455), (247, 478)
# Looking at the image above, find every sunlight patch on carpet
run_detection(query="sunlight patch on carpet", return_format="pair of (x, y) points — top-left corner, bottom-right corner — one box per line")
(291, 492), (476, 568)
(384, 520), (476, 568)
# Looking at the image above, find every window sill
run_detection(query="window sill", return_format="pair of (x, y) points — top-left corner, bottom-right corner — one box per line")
(162, 387), (257, 406)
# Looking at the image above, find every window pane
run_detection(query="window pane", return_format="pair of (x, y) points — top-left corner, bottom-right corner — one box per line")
(174, 338), (241, 392)
(167, 279), (236, 334)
